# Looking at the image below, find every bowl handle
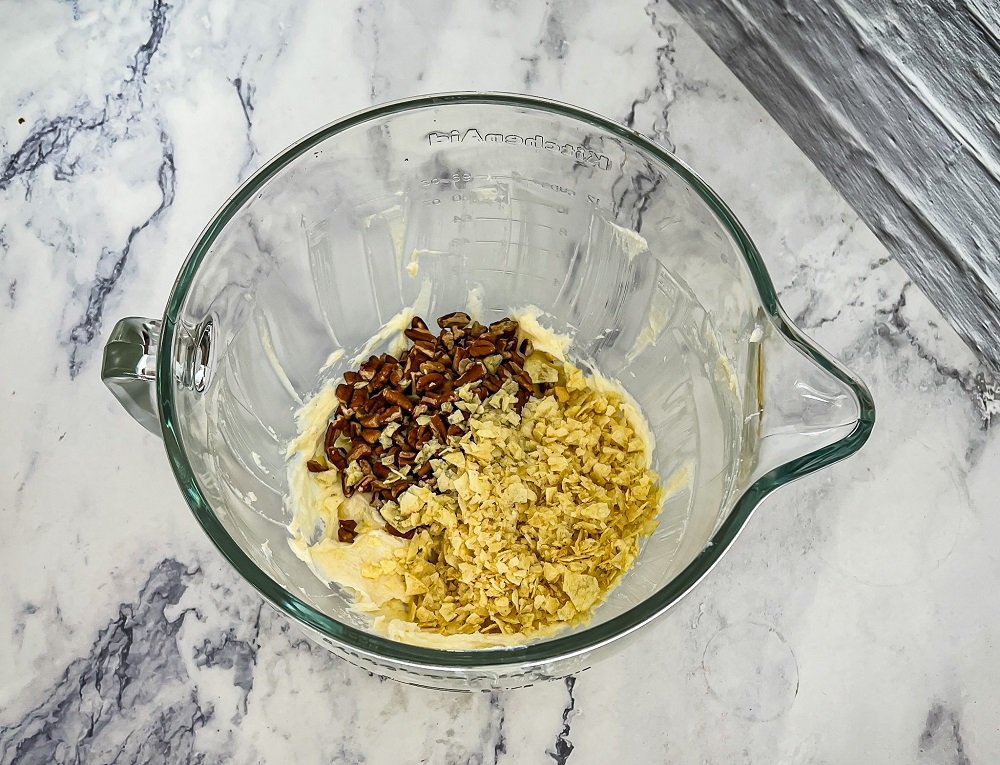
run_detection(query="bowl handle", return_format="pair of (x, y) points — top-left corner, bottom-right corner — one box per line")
(101, 317), (161, 436)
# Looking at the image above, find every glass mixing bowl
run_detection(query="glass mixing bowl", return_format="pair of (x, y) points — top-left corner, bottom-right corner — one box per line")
(102, 93), (874, 690)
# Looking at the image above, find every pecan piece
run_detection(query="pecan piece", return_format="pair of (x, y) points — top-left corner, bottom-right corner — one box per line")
(419, 359), (447, 375)
(415, 372), (446, 393)
(349, 386), (369, 409)
(387, 480), (409, 500)
(468, 338), (495, 357)
(380, 405), (404, 424)
(421, 389), (454, 407)
(328, 450), (347, 471)
(383, 388), (413, 411)
(371, 360), (395, 389)
(358, 411), (382, 428)
(437, 311), (471, 329)
(515, 388), (532, 411)
(404, 326), (437, 344)
(455, 362), (486, 387)
(358, 355), (381, 381)
(415, 426), (433, 448)
(338, 519), (358, 543)
(450, 345), (467, 369)
(384, 523), (416, 539)
(429, 413), (447, 440)
(347, 443), (372, 463)
(489, 318), (518, 336)
(439, 329), (456, 351)
(411, 340), (437, 359)
(324, 425), (348, 468)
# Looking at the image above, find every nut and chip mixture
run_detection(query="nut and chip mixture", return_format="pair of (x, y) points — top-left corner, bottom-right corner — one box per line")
(288, 310), (663, 645)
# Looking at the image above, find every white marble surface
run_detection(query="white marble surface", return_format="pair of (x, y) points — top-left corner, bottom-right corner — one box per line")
(1, 1), (998, 763)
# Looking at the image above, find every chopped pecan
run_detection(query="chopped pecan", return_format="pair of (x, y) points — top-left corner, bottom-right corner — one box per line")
(338, 519), (358, 543)
(371, 360), (395, 388)
(349, 386), (369, 409)
(436, 311), (471, 328)
(384, 523), (416, 539)
(328, 450), (348, 471)
(455, 362), (486, 387)
(335, 383), (353, 403)
(387, 480), (409, 499)
(347, 443), (372, 463)
(315, 312), (542, 504)
(429, 413), (447, 440)
(411, 340), (437, 359)
(404, 326), (437, 344)
(383, 388), (413, 411)
(358, 355), (381, 381)
(489, 318), (518, 336)
(451, 346), (468, 372)
(467, 339), (495, 357)
(415, 372), (446, 393)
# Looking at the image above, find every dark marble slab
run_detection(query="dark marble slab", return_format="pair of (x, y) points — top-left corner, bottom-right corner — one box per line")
(672, 0), (1000, 374)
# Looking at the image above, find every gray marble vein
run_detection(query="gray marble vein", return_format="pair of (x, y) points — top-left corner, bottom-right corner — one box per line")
(0, 560), (206, 764)
(68, 131), (175, 376)
(545, 677), (577, 765)
(1, 0), (999, 763)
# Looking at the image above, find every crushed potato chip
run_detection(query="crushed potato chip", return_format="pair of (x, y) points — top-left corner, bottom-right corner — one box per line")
(338, 353), (663, 637)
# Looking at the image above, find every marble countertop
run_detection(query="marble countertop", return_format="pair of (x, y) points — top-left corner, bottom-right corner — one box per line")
(2, 1), (998, 763)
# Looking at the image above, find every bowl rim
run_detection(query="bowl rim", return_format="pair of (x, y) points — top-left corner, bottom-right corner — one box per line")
(156, 91), (875, 669)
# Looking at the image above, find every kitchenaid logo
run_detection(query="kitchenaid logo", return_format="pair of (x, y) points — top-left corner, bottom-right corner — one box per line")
(427, 128), (612, 170)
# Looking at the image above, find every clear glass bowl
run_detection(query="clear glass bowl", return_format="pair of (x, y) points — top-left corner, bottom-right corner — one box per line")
(102, 93), (874, 690)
